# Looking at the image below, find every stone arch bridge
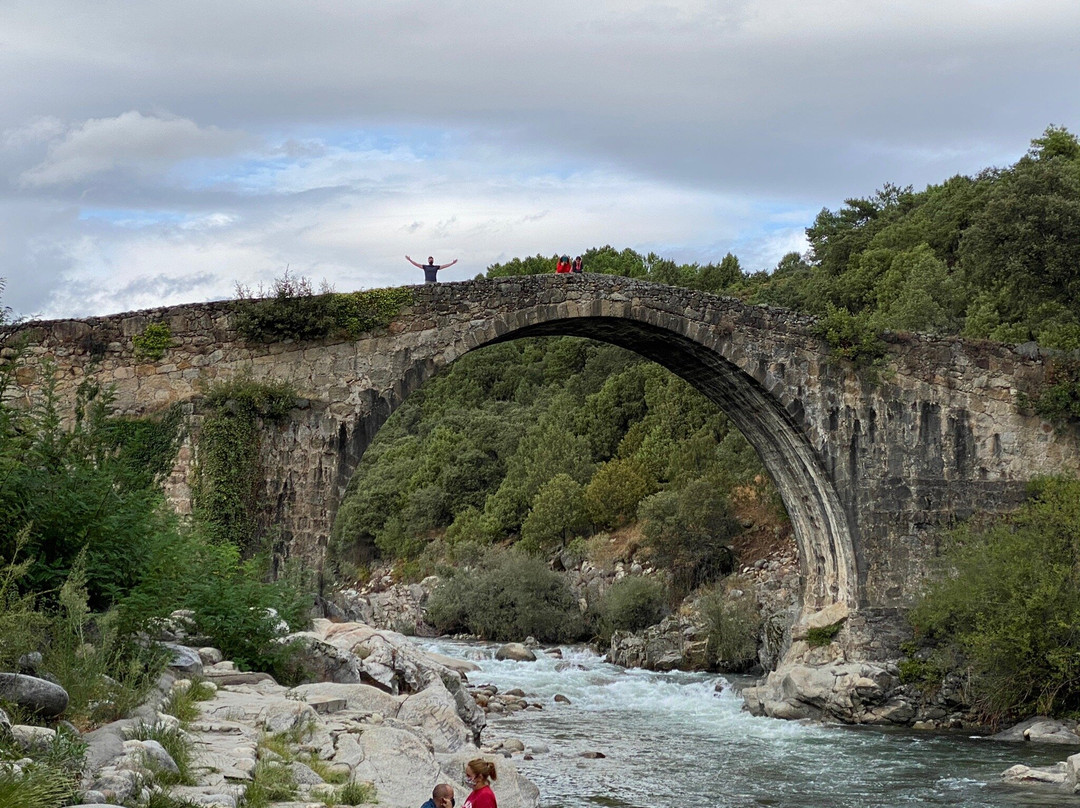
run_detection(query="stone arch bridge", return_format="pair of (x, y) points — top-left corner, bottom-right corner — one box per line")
(5, 275), (1078, 636)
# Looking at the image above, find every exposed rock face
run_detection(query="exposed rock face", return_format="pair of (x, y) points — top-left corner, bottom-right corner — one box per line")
(285, 619), (486, 745)
(742, 660), (916, 725)
(608, 615), (710, 672)
(332, 574), (440, 635)
(0, 673), (70, 718)
(994, 717), (1080, 745)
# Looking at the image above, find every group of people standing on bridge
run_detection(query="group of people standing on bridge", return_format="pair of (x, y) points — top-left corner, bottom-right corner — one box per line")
(405, 253), (584, 284)
(555, 254), (584, 275)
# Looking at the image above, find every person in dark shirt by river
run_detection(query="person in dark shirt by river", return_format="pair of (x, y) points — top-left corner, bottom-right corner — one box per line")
(406, 255), (458, 284)
(421, 783), (455, 808)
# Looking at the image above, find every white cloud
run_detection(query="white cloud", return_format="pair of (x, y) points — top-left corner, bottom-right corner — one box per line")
(20, 111), (251, 186)
(0, 1), (1077, 317)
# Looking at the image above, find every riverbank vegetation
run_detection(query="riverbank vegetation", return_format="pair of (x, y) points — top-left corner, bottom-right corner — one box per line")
(908, 477), (1080, 724)
(0, 339), (316, 803)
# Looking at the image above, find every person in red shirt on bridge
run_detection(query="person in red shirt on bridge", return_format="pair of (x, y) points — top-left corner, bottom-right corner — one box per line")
(555, 255), (572, 274)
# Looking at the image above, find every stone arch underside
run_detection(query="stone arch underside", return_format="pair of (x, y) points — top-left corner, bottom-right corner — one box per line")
(328, 311), (858, 612)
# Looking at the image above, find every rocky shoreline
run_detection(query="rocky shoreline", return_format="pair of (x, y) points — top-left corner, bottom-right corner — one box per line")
(1, 617), (542, 808)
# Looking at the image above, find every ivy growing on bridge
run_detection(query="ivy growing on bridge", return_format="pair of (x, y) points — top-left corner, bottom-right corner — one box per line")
(233, 271), (413, 342)
(132, 322), (173, 361)
(192, 374), (297, 551)
(1018, 357), (1080, 428)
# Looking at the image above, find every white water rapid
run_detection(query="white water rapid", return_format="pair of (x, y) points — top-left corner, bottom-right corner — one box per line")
(418, 638), (1080, 808)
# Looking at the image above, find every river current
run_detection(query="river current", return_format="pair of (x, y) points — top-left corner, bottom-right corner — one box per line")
(419, 638), (1080, 808)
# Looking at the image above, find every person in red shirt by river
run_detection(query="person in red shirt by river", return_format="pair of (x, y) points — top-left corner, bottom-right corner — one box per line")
(555, 255), (572, 274)
(462, 758), (497, 808)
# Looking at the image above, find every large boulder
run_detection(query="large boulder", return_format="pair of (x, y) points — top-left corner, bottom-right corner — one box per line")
(742, 661), (912, 725)
(285, 620), (486, 744)
(607, 615), (711, 672)
(161, 643), (204, 676)
(0, 673), (70, 718)
(994, 717), (1080, 745)
(399, 682), (472, 752)
(495, 643), (537, 663)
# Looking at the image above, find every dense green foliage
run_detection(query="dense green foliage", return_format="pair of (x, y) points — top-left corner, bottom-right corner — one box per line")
(637, 480), (740, 600)
(698, 585), (761, 671)
(1020, 358), (1080, 425)
(426, 549), (586, 642)
(0, 368), (183, 608)
(909, 477), (1080, 722)
(329, 337), (768, 589)
(733, 127), (1080, 353)
(234, 271), (413, 342)
(0, 316), (316, 741)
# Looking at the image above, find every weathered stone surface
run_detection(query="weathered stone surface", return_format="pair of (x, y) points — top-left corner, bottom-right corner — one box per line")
(399, 682), (472, 752)
(0, 673), (70, 718)
(994, 716), (1080, 744)
(288, 681), (402, 716)
(161, 643), (204, 676)
(742, 661), (909, 725)
(495, 643), (537, 662)
(287, 620), (485, 744)
(11, 275), (1077, 631)
(10, 724), (56, 752)
(1002, 763), (1068, 785)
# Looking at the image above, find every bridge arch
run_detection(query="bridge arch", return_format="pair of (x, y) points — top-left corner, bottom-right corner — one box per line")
(324, 287), (858, 612)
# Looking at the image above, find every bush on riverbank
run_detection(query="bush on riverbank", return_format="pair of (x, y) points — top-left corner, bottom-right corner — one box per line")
(909, 477), (1080, 722)
(594, 575), (669, 645)
(426, 549), (587, 642)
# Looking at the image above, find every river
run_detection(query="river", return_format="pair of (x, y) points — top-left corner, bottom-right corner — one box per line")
(419, 638), (1080, 808)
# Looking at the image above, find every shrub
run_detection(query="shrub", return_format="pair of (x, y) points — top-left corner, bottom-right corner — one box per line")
(42, 557), (168, 729)
(909, 476), (1080, 722)
(806, 622), (843, 648)
(811, 303), (886, 365)
(132, 322), (173, 361)
(234, 270), (412, 343)
(334, 777), (378, 803)
(595, 576), (668, 645)
(1018, 357), (1080, 427)
(161, 679), (216, 724)
(426, 549), (586, 642)
(698, 585), (761, 671)
(243, 759), (299, 808)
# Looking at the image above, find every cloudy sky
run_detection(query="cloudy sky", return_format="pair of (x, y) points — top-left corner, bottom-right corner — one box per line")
(2, 0), (1077, 319)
